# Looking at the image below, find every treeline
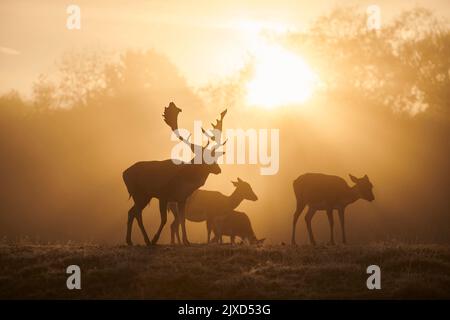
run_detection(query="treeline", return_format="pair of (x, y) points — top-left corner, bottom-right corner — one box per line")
(0, 50), (204, 241)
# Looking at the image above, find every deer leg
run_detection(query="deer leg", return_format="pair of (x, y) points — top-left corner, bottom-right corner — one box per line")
(176, 221), (181, 244)
(210, 231), (219, 243)
(211, 229), (221, 244)
(126, 206), (136, 246)
(169, 206), (178, 245)
(171, 219), (181, 245)
(173, 205), (182, 244)
(305, 207), (317, 246)
(292, 201), (306, 245)
(326, 209), (335, 245)
(206, 219), (212, 244)
(178, 201), (191, 246)
(170, 217), (177, 245)
(338, 208), (347, 244)
(135, 208), (151, 246)
(151, 200), (168, 245)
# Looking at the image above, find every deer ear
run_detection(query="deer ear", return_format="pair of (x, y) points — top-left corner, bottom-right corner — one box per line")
(231, 181), (238, 187)
(237, 177), (243, 183)
(363, 174), (369, 180)
(349, 174), (358, 183)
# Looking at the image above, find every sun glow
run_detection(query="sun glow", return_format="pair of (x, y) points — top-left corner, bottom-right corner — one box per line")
(246, 40), (318, 109)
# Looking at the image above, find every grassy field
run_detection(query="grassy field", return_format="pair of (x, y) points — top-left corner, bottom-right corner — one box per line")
(0, 242), (449, 299)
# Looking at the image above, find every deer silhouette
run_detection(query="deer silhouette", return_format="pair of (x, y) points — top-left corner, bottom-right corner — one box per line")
(122, 102), (227, 246)
(291, 173), (375, 245)
(168, 177), (258, 244)
(211, 210), (265, 245)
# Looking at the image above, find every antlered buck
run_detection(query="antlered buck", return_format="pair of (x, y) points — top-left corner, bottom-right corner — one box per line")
(291, 173), (375, 245)
(168, 177), (258, 244)
(122, 102), (227, 246)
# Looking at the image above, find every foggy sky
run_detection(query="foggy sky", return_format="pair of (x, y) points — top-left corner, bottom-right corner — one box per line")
(1, 0), (450, 96)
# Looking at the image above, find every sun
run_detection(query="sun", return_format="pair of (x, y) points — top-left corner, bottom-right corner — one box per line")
(246, 40), (318, 109)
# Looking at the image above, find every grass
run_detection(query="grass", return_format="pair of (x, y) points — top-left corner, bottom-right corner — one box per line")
(0, 242), (449, 299)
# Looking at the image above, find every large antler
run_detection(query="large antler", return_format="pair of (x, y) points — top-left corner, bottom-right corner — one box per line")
(202, 109), (227, 143)
(163, 102), (227, 160)
(209, 109), (228, 158)
(163, 102), (210, 155)
(163, 101), (182, 131)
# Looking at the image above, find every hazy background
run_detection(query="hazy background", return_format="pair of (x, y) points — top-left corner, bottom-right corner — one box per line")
(2, 0), (450, 94)
(0, 1), (449, 245)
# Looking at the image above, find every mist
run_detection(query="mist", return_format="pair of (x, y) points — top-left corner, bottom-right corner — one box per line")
(0, 6), (449, 246)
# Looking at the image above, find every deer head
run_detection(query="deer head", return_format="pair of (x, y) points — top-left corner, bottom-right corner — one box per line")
(163, 102), (227, 174)
(349, 174), (375, 202)
(231, 177), (258, 201)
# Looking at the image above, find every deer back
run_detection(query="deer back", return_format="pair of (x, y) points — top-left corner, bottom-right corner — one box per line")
(293, 173), (353, 207)
(123, 160), (184, 198)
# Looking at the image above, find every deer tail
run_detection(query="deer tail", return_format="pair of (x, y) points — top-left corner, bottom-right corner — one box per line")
(292, 178), (302, 199)
(122, 170), (133, 200)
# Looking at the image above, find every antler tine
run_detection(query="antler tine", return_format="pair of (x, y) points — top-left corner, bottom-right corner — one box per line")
(210, 109), (227, 158)
(211, 138), (227, 157)
(201, 127), (214, 140)
(212, 109), (227, 132)
(221, 138), (228, 146)
(203, 109), (227, 144)
(176, 133), (198, 154)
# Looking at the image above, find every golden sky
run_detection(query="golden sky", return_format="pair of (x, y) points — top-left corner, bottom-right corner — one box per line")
(1, 0), (450, 95)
